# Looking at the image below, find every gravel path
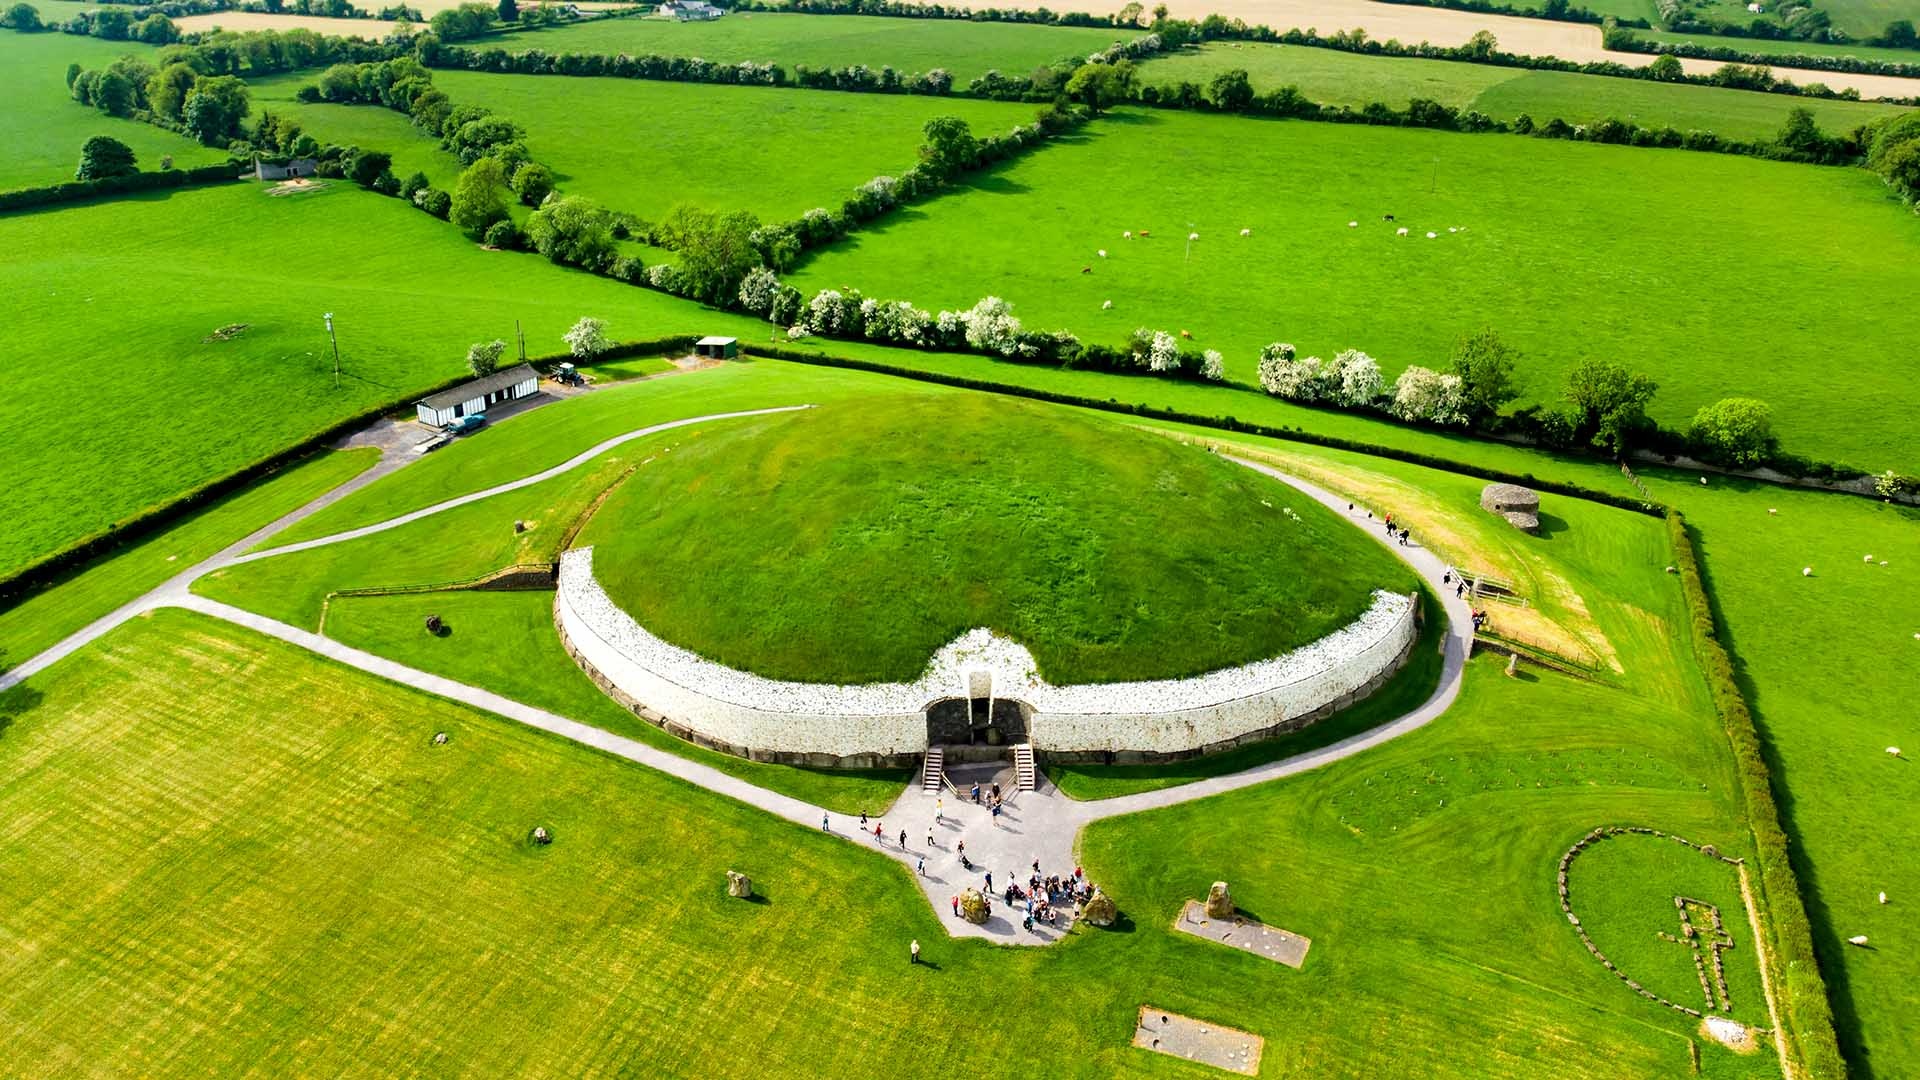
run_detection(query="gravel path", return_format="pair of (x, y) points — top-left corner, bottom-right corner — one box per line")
(0, 408), (1471, 946)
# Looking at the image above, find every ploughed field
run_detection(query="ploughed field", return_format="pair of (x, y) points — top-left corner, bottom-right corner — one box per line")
(788, 107), (1920, 472)
(576, 392), (1417, 683)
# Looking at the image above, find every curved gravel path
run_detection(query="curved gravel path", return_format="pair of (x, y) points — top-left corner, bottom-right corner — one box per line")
(1, 407), (1472, 945)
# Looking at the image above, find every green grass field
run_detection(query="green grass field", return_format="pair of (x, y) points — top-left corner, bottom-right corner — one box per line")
(1637, 27), (1920, 63)
(321, 589), (910, 812)
(429, 69), (1040, 222)
(580, 393), (1413, 683)
(246, 70), (469, 192)
(0, 30), (231, 191)
(494, 11), (1142, 81)
(789, 108), (1920, 472)
(1635, 468), (1920, 1076)
(0, 447), (374, 666)
(0, 600), (1779, 1078)
(1137, 42), (1910, 140)
(0, 181), (784, 582)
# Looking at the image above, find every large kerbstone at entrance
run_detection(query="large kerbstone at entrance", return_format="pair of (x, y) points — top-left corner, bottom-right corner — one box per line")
(959, 887), (991, 925)
(1205, 881), (1234, 918)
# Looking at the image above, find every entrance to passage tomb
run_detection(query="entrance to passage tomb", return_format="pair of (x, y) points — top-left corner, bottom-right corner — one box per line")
(925, 669), (1030, 749)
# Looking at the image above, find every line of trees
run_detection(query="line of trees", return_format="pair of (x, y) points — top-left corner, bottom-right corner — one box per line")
(65, 52), (252, 146)
(1604, 23), (1920, 78)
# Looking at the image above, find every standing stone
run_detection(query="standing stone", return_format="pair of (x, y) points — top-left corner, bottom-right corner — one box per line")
(1205, 882), (1234, 918)
(1082, 889), (1117, 927)
(726, 870), (753, 899)
(958, 887), (990, 925)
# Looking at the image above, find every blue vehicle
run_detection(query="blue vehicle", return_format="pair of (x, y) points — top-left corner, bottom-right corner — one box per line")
(446, 413), (487, 435)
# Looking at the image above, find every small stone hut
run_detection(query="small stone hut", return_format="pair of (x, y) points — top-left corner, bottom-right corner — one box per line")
(1480, 483), (1540, 532)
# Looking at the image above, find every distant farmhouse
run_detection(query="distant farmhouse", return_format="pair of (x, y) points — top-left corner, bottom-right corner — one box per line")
(660, 0), (724, 19)
(255, 158), (319, 181)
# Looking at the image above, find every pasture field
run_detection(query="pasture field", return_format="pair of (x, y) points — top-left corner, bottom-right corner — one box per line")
(0, 448), (374, 666)
(578, 393), (1414, 683)
(428, 69), (1039, 222)
(247, 70), (468, 191)
(0, 30), (231, 192)
(1636, 468), (1920, 1076)
(0, 181), (780, 582)
(1637, 28), (1920, 63)
(0, 603), (1778, 1078)
(497, 11), (1143, 80)
(788, 107), (1920, 471)
(1138, 41), (1910, 139)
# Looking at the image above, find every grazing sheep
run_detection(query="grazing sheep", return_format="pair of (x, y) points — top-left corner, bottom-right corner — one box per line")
(1396, 227), (1410, 236)
(1348, 221), (1358, 227)
(1383, 214), (1396, 221)
(1849, 935), (1870, 946)
(1101, 300), (1112, 309)
(1188, 232), (1199, 241)
(1700, 476), (1709, 485)
(1080, 265), (1092, 274)
(1097, 249), (1107, 258)
(1448, 227), (1458, 233)
(1139, 229), (1151, 237)
(1240, 227), (1251, 236)
(1867, 554), (1876, 562)
(1180, 330), (1193, 339)
(1803, 567), (1814, 576)
(1881, 892), (1889, 904)
(1889, 746), (1904, 757)
(1768, 508), (1778, 515)
(1123, 230), (1132, 239)
(1426, 232), (1437, 239)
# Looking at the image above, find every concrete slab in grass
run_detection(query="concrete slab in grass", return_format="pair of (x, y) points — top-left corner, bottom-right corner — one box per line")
(1174, 899), (1312, 968)
(1132, 1006), (1263, 1075)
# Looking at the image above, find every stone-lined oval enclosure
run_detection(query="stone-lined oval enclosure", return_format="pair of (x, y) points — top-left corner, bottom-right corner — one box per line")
(573, 394), (1415, 685)
(559, 395), (1424, 763)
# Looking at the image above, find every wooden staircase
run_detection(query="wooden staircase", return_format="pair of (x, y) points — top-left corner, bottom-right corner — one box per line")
(920, 747), (945, 794)
(1013, 744), (1037, 792)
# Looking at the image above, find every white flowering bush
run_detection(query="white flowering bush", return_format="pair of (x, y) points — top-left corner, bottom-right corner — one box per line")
(563, 317), (609, 361)
(1331, 348), (1382, 406)
(1389, 366), (1468, 425)
(807, 289), (850, 335)
(962, 296), (1023, 356)
(858, 175), (898, 207)
(736, 266), (780, 315)
(1258, 351), (1329, 401)
(1147, 330), (1180, 373)
(1201, 349), (1225, 382)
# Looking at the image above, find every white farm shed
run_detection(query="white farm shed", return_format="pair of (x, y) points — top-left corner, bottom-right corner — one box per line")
(415, 363), (539, 427)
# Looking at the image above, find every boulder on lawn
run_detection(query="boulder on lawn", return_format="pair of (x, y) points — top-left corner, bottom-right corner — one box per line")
(726, 870), (753, 899)
(1205, 881), (1234, 918)
(1082, 889), (1117, 927)
(1480, 483), (1541, 532)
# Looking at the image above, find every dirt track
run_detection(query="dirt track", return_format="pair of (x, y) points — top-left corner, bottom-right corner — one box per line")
(915, 0), (1920, 100)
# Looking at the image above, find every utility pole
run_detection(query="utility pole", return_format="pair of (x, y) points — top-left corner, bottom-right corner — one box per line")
(516, 319), (526, 362)
(323, 312), (340, 389)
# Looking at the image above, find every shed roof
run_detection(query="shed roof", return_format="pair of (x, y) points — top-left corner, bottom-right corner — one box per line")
(416, 363), (538, 411)
(697, 335), (738, 346)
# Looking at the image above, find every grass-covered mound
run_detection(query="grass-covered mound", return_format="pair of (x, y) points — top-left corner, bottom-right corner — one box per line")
(577, 393), (1415, 684)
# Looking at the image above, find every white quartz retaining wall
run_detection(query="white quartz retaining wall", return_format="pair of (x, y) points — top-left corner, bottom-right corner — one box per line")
(556, 547), (1417, 764)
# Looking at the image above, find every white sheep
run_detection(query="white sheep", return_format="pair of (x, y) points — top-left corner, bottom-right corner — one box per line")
(1097, 249), (1107, 258)
(1881, 891), (1889, 904)
(1123, 230), (1132, 239)
(1803, 567), (1814, 576)
(1347, 221), (1358, 228)
(1448, 227), (1458, 233)
(1240, 227), (1252, 236)
(1889, 746), (1904, 757)
(1768, 508), (1778, 515)
(1188, 232), (1200, 241)
(1700, 476), (1709, 486)
(1866, 554), (1875, 562)
(1101, 300), (1112, 310)
(1396, 227), (1409, 237)
(1849, 935), (1870, 946)
(1426, 231), (1438, 239)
